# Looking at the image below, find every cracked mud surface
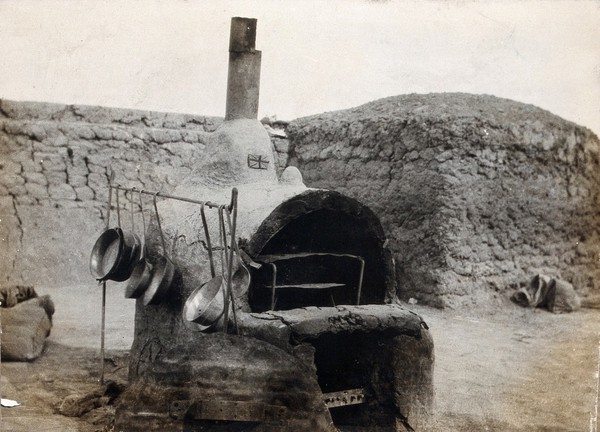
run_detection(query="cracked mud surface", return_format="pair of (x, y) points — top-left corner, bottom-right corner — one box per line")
(285, 93), (600, 309)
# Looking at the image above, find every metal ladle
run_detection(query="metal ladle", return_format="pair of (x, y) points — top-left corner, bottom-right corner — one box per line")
(220, 205), (241, 334)
(225, 208), (250, 304)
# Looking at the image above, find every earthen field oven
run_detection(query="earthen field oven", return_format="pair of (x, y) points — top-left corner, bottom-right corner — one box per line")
(115, 18), (434, 431)
(2, 14), (598, 432)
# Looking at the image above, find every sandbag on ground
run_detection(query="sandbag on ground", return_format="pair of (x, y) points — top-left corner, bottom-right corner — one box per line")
(511, 274), (581, 313)
(1, 295), (55, 361)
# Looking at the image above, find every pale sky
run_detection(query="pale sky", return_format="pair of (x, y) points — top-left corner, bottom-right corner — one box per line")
(1, 0), (598, 135)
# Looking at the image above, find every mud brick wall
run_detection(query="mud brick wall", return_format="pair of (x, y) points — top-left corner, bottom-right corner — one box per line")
(0, 99), (223, 287)
(3, 95), (599, 309)
(285, 93), (600, 308)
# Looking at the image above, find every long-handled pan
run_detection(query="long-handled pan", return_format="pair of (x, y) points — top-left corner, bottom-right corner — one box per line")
(183, 275), (226, 331)
(125, 190), (153, 298)
(143, 193), (176, 306)
(219, 204), (242, 334)
(182, 201), (225, 332)
(90, 189), (141, 282)
(224, 208), (250, 303)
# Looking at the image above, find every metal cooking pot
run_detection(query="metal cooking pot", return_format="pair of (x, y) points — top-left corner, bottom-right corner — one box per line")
(109, 230), (142, 282)
(89, 227), (142, 282)
(90, 228), (124, 280)
(125, 257), (153, 299)
(143, 255), (176, 306)
(183, 276), (225, 331)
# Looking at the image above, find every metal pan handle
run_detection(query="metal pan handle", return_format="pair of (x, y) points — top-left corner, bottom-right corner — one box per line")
(115, 187), (122, 228)
(138, 189), (147, 259)
(201, 202), (216, 278)
(153, 192), (168, 257)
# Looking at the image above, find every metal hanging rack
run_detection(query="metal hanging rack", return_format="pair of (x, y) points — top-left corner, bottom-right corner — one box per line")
(98, 174), (238, 383)
(109, 185), (237, 212)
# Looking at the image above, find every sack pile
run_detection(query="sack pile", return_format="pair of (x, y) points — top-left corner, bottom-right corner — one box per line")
(1, 286), (55, 361)
(511, 274), (581, 314)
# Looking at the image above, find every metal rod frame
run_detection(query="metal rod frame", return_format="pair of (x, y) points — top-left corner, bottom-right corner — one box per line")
(259, 253), (365, 310)
(110, 185), (235, 211)
(98, 181), (240, 382)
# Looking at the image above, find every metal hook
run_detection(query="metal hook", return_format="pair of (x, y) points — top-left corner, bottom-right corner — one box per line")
(217, 205), (228, 276)
(105, 185), (112, 230)
(138, 189), (146, 259)
(228, 187), (238, 212)
(115, 187), (121, 228)
(153, 192), (167, 256)
(138, 189), (146, 235)
(223, 206), (239, 335)
(129, 187), (135, 232)
(201, 202), (216, 278)
(224, 208), (242, 265)
(218, 204), (231, 333)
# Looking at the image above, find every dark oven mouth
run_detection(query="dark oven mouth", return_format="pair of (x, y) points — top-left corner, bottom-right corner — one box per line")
(236, 191), (402, 426)
(244, 190), (394, 313)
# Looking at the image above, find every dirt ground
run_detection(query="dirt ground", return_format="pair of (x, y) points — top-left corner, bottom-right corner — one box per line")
(417, 303), (599, 432)
(1, 284), (598, 431)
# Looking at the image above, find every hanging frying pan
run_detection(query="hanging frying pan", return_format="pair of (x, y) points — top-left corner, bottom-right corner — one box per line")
(125, 190), (152, 298)
(90, 227), (124, 281)
(142, 193), (177, 305)
(109, 230), (141, 282)
(142, 254), (176, 306)
(183, 276), (226, 331)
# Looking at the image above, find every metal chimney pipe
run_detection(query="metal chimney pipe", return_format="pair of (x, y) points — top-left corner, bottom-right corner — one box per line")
(225, 17), (262, 120)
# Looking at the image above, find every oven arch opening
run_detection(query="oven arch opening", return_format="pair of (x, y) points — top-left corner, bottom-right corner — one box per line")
(245, 190), (395, 312)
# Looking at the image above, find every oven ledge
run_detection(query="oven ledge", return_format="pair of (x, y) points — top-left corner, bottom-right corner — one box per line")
(237, 304), (429, 345)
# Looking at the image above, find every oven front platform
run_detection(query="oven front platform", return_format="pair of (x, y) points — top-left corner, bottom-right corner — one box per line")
(115, 304), (433, 431)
